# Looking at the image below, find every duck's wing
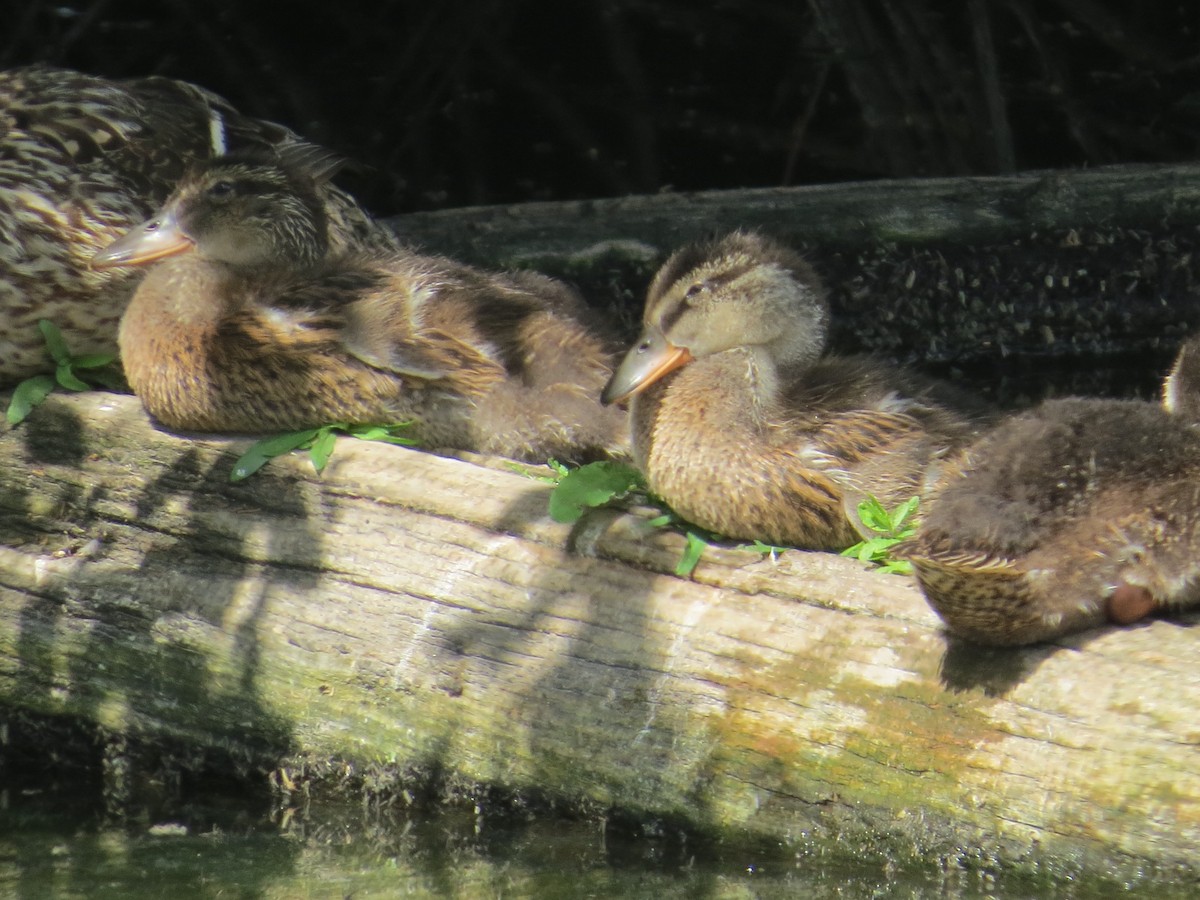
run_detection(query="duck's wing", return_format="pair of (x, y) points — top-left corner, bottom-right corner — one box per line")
(366, 324), (507, 395)
(778, 407), (932, 537)
(807, 408), (929, 465)
(246, 261), (505, 391)
(215, 300), (350, 362)
(893, 538), (1022, 576)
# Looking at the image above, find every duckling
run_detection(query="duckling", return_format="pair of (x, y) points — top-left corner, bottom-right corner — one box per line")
(600, 232), (988, 551)
(0, 65), (393, 385)
(899, 342), (1200, 645)
(91, 147), (627, 463)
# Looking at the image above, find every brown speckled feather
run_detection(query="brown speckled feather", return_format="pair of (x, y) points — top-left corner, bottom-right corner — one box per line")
(0, 65), (395, 384)
(898, 396), (1200, 644)
(611, 232), (990, 550)
(109, 155), (627, 462)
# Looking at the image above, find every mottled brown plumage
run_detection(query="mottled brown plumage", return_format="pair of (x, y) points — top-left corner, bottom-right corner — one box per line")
(601, 232), (988, 550)
(0, 65), (393, 385)
(899, 375), (1200, 644)
(93, 151), (627, 463)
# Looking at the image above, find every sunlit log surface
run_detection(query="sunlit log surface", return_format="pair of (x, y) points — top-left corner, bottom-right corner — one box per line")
(1, 390), (1198, 882)
(393, 162), (1200, 390)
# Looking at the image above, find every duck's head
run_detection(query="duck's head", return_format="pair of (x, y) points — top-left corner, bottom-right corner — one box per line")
(92, 143), (344, 271)
(601, 232), (829, 405)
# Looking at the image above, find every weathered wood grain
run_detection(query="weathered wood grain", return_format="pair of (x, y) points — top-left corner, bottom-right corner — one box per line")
(2, 391), (1198, 878)
(392, 163), (1200, 263)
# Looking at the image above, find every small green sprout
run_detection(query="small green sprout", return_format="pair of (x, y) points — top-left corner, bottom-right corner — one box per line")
(543, 460), (735, 578)
(505, 458), (571, 484)
(631, 504), (720, 577)
(740, 539), (790, 561)
(6, 320), (120, 425)
(547, 460), (645, 523)
(230, 422), (416, 482)
(677, 530), (711, 578)
(841, 495), (920, 575)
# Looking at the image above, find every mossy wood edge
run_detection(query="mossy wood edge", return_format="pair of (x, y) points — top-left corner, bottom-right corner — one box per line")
(394, 162), (1200, 260)
(2, 392), (1198, 876)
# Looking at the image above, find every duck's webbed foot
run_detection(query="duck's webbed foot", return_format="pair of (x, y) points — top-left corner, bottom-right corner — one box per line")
(1106, 582), (1156, 626)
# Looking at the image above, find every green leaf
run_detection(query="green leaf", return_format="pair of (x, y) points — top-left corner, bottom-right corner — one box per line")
(344, 423), (416, 445)
(37, 320), (71, 366)
(855, 496), (892, 534)
(250, 428), (323, 456)
(646, 514), (674, 528)
(675, 530), (709, 577)
(548, 461), (645, 523)
(889, 495), (921, 534)
(308, 427), (338, 473)
(6, 374), (56, 425)
(505, 462), (563, 484)
(55, 364), (92, 392)
(865, 536), (899, 557)
(23, 321), (119, 395)
(842, 494), (920, 575)
(229, 421), (417, 483)
(230, 428), (322, 482)
(844, 536), (894, 563)
(71, 353), (119, 369)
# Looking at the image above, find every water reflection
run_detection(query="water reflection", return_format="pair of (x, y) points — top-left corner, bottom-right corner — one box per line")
(0, 803), (831, 899)
(3, 782), (1180, 899)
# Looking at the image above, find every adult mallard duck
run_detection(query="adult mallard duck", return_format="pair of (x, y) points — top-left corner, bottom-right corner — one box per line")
(600, 231), (988, 551)
(0, 65), (391, 385)
(899, 339), (1200, 645)
(91, 147), (627, 463)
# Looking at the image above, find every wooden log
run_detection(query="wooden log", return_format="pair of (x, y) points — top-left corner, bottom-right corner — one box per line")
(2, 391), (1199, 878)
(392, 162), (1200, 263)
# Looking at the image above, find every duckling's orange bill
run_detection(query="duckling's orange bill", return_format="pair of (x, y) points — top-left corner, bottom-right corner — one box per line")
(91, 210), (193, 269)
(601, 328), (694, 405)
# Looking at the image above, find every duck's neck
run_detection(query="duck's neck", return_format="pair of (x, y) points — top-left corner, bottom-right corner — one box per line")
(127, 257), (253, 328)
(640, 346), (781, 428)
(738, 346), (783, 420)
(715, 345), (782, 415)
(118, 256), (253, 395)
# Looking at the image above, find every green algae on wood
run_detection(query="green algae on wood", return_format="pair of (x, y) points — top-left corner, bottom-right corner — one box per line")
(2, 391), (1200, 886)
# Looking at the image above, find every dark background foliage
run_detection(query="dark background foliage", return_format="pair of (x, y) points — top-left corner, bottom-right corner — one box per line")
(3, 1), (1198, 216)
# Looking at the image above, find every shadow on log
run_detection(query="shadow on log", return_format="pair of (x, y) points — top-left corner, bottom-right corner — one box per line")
(2, 391), (1199, 881)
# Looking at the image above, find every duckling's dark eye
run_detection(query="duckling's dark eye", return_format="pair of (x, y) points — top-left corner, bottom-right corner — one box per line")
(207, 180), (236, 199)
(683, 282), (705, 301)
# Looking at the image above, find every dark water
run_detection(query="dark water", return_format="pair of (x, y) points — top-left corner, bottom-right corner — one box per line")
(0, 712), (1188, 898)
(0, 804), (881, 898)
(2, 783), (1186, 899)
